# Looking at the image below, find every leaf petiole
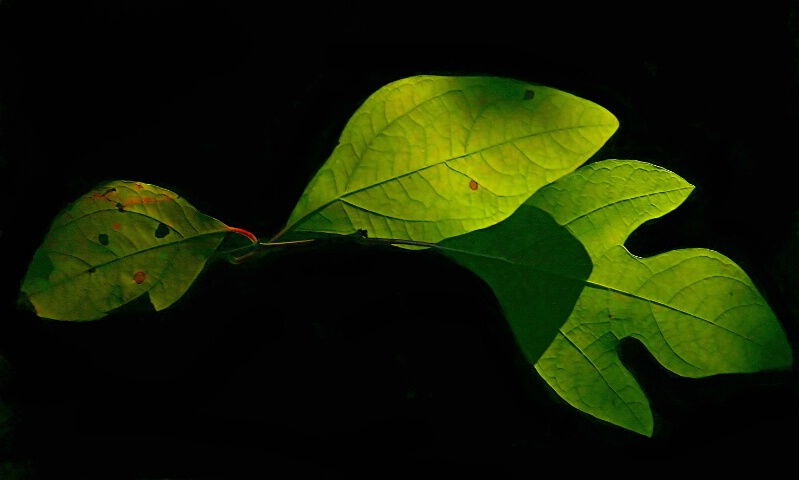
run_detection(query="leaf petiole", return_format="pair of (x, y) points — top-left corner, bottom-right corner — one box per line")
(219, 229), (440, 264)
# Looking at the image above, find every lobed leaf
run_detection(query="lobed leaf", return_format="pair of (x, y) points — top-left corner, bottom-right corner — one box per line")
(440, 159), (792, 436)
(19, 181), (236, 321)
(530, 160), (792, 434)
(279, 75), (618, 243)
(438, 204), (592, 366)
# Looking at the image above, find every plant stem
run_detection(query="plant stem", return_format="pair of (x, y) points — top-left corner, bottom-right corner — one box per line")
(220, 231), (439, 263)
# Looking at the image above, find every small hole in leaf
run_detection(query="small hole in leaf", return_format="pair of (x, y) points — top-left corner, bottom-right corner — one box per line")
(524, 90), (535, 100)
(154, 222), (170, 238)
(116, 202), (125, 212)
(469, 179), (479, 191)
(133, 271), (146, 284)
(98, 233), (109, 246)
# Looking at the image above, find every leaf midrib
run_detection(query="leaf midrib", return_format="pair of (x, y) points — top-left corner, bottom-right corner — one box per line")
(28, 229), (228, 296)
(558, 331), (649, 432)
(437, 242), (763, 346)
(287, 122), (615, 237)
(560, 186), (695, 231)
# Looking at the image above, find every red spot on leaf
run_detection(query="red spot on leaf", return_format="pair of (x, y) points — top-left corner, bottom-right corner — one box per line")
(133, 271), (146, 284)
(134, 183), (144, 190)
(122, 195), (172, 207)
(113, 223), (121, 230)
(469, 179), (479, 191)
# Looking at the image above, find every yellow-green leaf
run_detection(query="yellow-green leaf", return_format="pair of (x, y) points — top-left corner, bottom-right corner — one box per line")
(438, 159), (791, 436)
(19, 181), (233, 321)
(529, 160), (792, 435)
(278, 75), (618, 243)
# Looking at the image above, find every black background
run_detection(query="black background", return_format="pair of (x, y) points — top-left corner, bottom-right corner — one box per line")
(1, 1), (797, 478)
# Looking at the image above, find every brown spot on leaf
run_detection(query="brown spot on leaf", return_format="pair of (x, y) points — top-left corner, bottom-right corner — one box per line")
(133, 271), (146, 284)
(469, 179), (479, 191)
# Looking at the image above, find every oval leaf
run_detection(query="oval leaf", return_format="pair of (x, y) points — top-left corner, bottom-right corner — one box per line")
(20, 181), (234, 321)
(279, 75), (618, 243)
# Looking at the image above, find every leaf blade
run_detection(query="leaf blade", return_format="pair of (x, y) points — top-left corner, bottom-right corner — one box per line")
(533, 160), (792, 434)
(282, 75), (618, 243)
(20, 181), (232, 321)
(439, 159), (791, 436)
(437, 204), (593, 365)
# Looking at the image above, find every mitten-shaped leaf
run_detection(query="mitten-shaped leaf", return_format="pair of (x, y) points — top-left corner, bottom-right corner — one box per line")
(529, 160), (792, 435)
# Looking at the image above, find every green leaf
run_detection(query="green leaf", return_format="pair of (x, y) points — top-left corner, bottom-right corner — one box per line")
(279, 75), (618, 243)
(19, 181), (234, 321)
(531, 161), (792, 435)
(437, 203), (593, 366)
(439, 159), (792, 436)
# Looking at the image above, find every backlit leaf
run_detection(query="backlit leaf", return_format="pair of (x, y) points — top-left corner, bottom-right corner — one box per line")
(439, 160), (792, 436)
(278, 75), (618, 243)
(19, 181), (236, 321)
(530, 160), (791, 435)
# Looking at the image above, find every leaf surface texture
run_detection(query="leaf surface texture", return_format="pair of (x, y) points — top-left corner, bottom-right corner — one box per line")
(20, 181), (231, 320)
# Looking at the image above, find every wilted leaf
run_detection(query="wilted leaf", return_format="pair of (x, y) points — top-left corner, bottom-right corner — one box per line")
(278, 75), (618, 243)
(19, 181), (238, 321)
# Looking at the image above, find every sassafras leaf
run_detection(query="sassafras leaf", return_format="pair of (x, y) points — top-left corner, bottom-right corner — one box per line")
(440, 159), (792, 436)
(531, 160), (792, 435)
(20, 181), (238, 321)
(279, 75), (618, 243)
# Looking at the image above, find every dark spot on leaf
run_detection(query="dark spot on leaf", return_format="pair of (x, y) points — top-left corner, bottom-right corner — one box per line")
(524, 90), (535, 100)
(116, 202), (125, 212)
(88, 267), (96, 273)
(155, 222), (170, 238)
(133, 271), (146, 284)
(98, 233), (109, 246)
(469, 179), (479, 191)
